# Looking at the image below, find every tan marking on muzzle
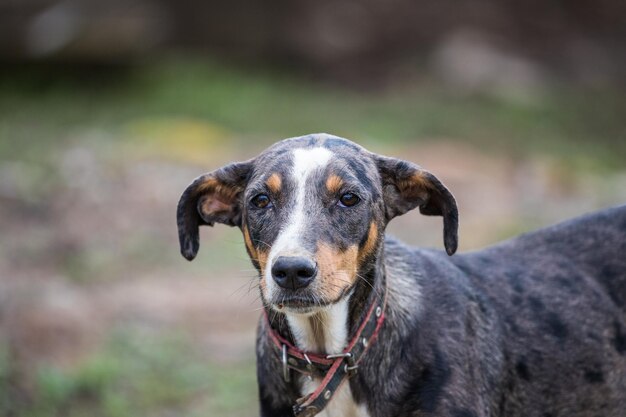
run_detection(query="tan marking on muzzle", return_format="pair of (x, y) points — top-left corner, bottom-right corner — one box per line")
(256, 250), (269, 296)
(316, 243), (358, 301)
(358, 222), (379, 264)
(325, 174), (344, 194)
(243, 224), (269, 291)
(243, 223), (257, 259)
(266, 173), (282, 194)
(257, 249), (268, 274)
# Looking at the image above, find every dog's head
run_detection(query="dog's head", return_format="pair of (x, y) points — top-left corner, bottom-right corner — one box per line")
(177, 134), (457, 314)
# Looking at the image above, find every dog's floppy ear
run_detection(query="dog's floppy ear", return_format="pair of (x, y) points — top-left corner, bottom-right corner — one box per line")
(376, 155), (458, 255)
(177, 160), (253, 261)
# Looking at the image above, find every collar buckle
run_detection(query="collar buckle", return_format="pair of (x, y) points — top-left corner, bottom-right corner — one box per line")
(344, 355), (359, 377)
(326, 352), (358, 377)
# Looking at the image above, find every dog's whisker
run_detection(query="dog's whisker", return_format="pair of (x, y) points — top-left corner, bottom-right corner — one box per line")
(253, 239), (273, 250)
(244, 305), (267, 313)
(354, 273), (384, 302)
(228, 277), (260, 299)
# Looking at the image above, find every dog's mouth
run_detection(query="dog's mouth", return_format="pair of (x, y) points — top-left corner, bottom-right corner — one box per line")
(270, 285), (354, 315)
(272, 294), (330, 314)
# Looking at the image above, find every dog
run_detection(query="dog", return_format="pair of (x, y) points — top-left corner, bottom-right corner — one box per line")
(177, 133), (626, 417)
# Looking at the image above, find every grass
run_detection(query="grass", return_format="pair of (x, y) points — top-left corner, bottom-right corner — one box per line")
(1, 56), (624, 170)
(7, 330), (257, 417)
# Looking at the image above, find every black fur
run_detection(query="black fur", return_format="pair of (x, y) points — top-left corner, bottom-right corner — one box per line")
(176, 134), (626, 417)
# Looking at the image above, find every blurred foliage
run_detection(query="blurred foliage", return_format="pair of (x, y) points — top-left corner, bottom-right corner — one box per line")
(0, 344), (11, 415)
(1, 57), (625, 169)
(8, 331), (256, 417)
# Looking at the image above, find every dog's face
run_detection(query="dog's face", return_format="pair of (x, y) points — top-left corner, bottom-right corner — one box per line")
(177, 134), (457, 314)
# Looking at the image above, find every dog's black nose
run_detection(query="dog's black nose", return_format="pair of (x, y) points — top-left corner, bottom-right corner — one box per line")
(271, 256), (317, 290)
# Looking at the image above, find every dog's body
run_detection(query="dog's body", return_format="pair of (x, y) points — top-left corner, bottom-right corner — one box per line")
(177, 134), (626, 417)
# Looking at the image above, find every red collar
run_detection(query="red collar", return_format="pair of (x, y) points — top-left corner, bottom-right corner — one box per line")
(265, 285), (387, 417)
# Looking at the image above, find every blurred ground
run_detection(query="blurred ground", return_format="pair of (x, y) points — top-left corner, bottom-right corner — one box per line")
(0, 57), (625, 417)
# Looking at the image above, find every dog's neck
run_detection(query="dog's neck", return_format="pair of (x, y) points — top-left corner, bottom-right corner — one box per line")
(270, 250), (386, 355)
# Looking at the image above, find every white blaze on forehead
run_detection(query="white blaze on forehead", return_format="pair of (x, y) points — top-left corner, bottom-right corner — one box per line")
(265, 147), (333, 297)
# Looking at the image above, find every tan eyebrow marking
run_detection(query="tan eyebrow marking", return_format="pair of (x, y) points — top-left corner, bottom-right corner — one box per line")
(266, 173), (282, 194)
(325, 174), (344, 194)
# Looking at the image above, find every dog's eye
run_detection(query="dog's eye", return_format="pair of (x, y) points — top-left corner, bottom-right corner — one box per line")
(251, 194), (272, 209)
(338, 192), (360, 208)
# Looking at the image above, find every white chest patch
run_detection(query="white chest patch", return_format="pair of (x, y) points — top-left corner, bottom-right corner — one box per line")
(288, 299), (371, 417)
(286, 297), (349, 354)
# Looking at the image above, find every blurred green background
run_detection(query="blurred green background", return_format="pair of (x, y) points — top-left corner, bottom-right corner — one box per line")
(1, 1), (625, 416)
